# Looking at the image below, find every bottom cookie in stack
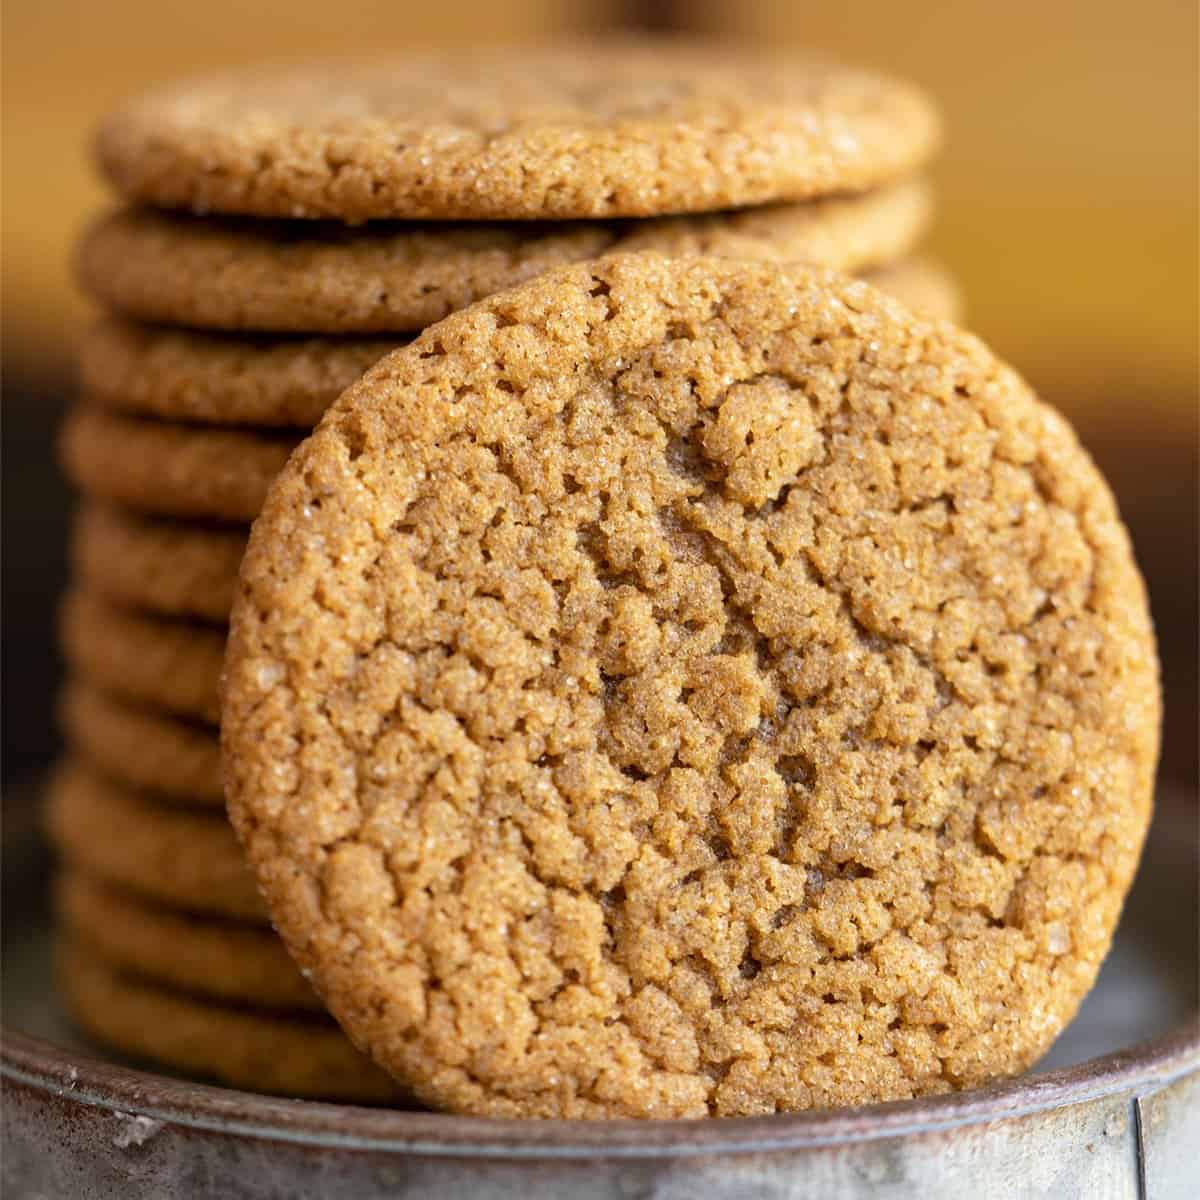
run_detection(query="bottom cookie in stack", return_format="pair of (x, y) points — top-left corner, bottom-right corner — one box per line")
(58, 938), (399, 1103)
(46, 763), (401, 1103)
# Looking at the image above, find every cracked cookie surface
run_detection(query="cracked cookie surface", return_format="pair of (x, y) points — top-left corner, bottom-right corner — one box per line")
(95, 42), (939, 221)
(223, 254), (1158, 1119)
(74, 254), (955, 434)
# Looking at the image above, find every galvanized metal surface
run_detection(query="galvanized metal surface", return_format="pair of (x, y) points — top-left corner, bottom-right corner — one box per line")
(3, 787), (1197, 1199)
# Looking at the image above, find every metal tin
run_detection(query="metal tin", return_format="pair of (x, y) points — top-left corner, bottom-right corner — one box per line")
(3, 786), (1197, 1199)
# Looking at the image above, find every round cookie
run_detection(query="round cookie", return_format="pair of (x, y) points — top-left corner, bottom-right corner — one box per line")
(223, 254), (1159, 1119)
(78, 178), (931, 334)
(45, 759), (265, 921)
(75, 241), (950, 431)
(862, 256), (962, 322)
(56, 871), (320, 1012)
(60, 406), (300, 522)
(95, 42), (939, 221)
(60, 680), (223, 805)
(79, 322), (392, 428)
(59, 939), (399, 1102)
(71, 504), (245, 623)
(60, 590), (222, 723)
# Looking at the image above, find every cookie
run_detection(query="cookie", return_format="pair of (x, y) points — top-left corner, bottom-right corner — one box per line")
(863, 256), (962, 322)
(56, 871), (320, 1012)
(71, 503), (245, 624)
(75, 244), (951, 432)
(45, 758), (265, 921)
(223, 254), (1159, 1119)
(60, 590), (222, 724)
(79, 322), (392, 428)
(95, 42), (939, 221)
(59, 938), (399, 1102)
(78, 178), (931, 334)
(865, 256), (962, 322)
(59, 680), (223, 805)
(60, 406), (300, 522)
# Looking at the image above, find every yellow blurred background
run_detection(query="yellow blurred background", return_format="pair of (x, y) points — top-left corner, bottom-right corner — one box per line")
(2, 0), (1196, 782)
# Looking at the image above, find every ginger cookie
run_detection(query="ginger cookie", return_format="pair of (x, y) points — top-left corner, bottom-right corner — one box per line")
(59, 680), (223, 806)
(71, 504), (246, 623)
(95, 42), (939, 221)
(79, 321), (392, 428)
(223, 255), (1159, 1119)
(60, 406), (300, 522)
(74, 243), (950, 432)
(60, 590), (222, 723)
(79, 178), (931, 334)
(45, 759), (265, 921)
(56, 871), (320, 1012)
(59, 939), (399, 1102)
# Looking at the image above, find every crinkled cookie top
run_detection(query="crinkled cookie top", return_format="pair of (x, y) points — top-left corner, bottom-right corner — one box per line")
(96, 41), (939, 220)
(223, 254), (1158, 1119)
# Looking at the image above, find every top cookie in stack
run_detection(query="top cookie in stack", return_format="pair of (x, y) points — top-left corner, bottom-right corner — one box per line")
(57, 41), (951, 1100)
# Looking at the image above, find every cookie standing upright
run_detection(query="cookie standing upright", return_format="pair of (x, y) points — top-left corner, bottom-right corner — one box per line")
(95, 43), (940, 221)
(222, 255), (1159, 1119)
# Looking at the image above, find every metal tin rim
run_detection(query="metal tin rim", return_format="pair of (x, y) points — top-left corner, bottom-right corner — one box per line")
(3, 1017), (1197, 1159)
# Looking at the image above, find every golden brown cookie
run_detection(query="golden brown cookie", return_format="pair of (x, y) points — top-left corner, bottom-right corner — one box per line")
(95, 42), (939, 221)
(56, 871), (320, 1011)
(79, 179), (931, 334)
(60, 406), (299, 522)
(45, 758), (265, 921)
(79, 322), (392, 428)
(71, 504), (246, 623)
(60, 590), (222, 723)
(59, 938), (399, 1102)
(224, 255), (1159, 1119)
(74, 249), (952, 432)
(59, 679), (223, 805)
(863, 256), (963, 322)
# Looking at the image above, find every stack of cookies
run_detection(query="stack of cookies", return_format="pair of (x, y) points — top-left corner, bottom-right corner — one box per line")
(50, 43), (996, 1102)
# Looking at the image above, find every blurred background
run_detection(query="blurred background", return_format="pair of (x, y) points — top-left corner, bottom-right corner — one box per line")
(3, 0), (1196, 792)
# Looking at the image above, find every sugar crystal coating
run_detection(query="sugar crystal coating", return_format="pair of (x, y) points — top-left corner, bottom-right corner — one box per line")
(223, 255), (1158, 1118)
(96, 43), (939, 221)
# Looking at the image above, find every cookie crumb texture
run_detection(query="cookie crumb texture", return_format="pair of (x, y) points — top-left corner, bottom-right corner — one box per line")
(224, 255), (1159, 1119)
(95, 43), (939, 221)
